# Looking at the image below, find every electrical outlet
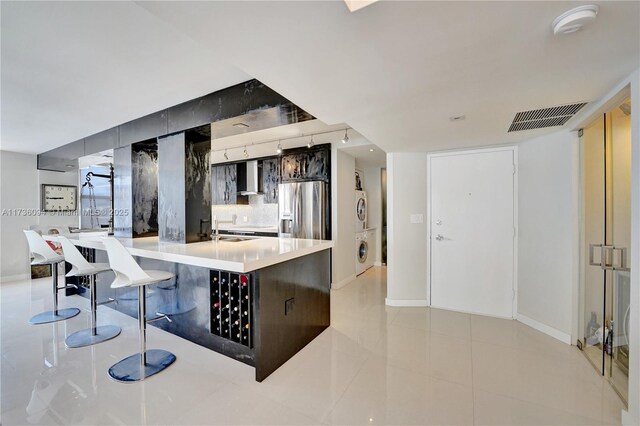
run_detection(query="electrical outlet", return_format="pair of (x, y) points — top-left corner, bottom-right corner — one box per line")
(243, 216), (248, 223)
(285, 297), (295, 315)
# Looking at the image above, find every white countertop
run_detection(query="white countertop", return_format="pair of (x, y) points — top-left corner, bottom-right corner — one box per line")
(45, 234), (333, 273)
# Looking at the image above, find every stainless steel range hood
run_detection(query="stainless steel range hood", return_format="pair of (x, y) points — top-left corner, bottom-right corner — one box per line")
(239, 160), (263, 195)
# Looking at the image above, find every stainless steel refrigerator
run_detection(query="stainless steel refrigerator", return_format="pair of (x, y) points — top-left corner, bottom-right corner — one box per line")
(278, 181), (327, 239)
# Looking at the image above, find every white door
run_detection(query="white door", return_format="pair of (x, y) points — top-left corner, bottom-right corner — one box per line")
(429, 148), (515, 318)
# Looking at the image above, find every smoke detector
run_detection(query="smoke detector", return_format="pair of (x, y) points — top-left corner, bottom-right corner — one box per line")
(553, 5), (599, 35)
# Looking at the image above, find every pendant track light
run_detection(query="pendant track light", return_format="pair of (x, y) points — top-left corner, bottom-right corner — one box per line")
(341, 129), (349, 144)
(213, 127), (352, 157)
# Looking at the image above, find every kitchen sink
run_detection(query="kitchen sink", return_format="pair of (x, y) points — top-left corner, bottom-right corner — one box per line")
(215, 236), (257, 242)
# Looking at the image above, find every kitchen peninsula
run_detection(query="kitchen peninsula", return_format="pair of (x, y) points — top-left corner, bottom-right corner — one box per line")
(48, 233), (332, 382)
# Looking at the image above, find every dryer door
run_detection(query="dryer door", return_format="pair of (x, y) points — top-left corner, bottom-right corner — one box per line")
(356, 197), (367, 222)
(358, 240), (368, 263)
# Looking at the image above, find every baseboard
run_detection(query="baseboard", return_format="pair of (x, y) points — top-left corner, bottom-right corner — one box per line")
(385, 298), (429, 307)
(0, 273), (29, 283)
(621, 410), (637, 426)
(517, 313), (572, 345)
(332, 274), (357, 290)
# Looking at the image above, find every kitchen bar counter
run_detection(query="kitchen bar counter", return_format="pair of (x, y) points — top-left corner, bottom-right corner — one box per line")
(45, 232), (332, 381)
(46, 234), (332, 273)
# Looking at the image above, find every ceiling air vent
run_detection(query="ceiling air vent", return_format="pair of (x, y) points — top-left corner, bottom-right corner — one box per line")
(508, 102), (587, 132)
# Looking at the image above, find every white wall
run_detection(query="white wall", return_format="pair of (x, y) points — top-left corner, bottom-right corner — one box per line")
(38, 169), (80, 229)
(0, 151), (80, 281)
(386, 152), (428, 305)
(331, 148), (356, 288)
(517, 130), (579, 342)
(0, 151), (39, 281)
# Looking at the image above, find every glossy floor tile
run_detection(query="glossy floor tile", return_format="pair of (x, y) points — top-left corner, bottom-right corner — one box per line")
(1, 267), (625, 425)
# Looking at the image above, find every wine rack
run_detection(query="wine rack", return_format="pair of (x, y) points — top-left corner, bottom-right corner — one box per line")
(210, 271), (252, 348)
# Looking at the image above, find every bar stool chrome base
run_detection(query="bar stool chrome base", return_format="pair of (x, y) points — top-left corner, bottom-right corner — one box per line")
(65, 325), (121, 348)
(108, 349), (176, 383)
(29, 308), (80, 325)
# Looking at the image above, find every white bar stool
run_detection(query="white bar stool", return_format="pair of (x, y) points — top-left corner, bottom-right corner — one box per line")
(24, 230), (80, 325)
(58, 236), (122, 348)
(102, 237), (176, 382)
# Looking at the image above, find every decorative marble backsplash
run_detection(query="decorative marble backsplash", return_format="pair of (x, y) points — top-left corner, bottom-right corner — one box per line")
(211, 193), (278, 227)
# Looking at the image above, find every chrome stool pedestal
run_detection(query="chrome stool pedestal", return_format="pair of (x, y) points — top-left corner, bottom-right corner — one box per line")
(57, 236), (121, 348)
(24, 230), (80, 325)
(102, 237), (176, 383)
(108, 286), (176, 382)
(64, 274), (121, 348)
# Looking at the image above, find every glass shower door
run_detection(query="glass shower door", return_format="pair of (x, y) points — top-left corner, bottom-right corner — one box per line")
(580, 97), (631, 404)
(581, 114), (607, 374)
(607, 98), (631, 402)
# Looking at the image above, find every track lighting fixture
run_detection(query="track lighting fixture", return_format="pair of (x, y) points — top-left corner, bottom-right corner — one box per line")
(341, 129), (349, 144)
(307, 135), (314, 149)
(276, 141), (282, 154)
(223, 149), (229, 160)
(243, 146), (249, 158)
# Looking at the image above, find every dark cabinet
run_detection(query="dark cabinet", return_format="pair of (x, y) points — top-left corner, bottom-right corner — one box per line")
(262, 158), (280, 204)
(212, 164), (248, 205)
(281, 148), (329, 183)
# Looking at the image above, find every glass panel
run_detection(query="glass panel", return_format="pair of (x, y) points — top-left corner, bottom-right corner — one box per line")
(607, 98), (631, 403)
(580, 115), (606, 374)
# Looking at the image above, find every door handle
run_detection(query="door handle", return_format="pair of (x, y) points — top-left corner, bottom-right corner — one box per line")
(612, 247), (630, 271)
(435, 234), (444, 241)
(589, 244), (628, 271)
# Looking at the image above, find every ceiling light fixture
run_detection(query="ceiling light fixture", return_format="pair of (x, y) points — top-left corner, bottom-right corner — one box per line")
(307, 135), (314, 149)
(369, 148), (374, 152)
(552, 5), (599, 35)
(243, 146), (249, 158)
(223, 149), (229, 160)
(341, 129), (349, 144)
(276, 141), (282, 154)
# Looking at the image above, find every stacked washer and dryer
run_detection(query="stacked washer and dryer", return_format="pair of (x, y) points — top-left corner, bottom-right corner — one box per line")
(355, 190), (374, 275)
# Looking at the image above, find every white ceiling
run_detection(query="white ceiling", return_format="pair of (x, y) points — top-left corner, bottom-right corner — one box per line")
(2, 1), (638, 156)
(0, 1), (249, 153)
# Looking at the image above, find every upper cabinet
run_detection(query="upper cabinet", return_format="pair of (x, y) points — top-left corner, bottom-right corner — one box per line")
(262, 158), (280, 204)
(211, 164), (248, 205)
(281, 147), (329, 183)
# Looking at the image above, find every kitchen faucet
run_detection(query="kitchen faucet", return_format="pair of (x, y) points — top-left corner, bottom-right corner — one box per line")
(211, 214), (237, 241)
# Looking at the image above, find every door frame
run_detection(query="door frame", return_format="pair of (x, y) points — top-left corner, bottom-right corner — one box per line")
(426, 145), (519, 319)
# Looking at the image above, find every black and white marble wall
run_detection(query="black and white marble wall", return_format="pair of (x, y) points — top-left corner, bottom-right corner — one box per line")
(131, 141), (159, 237)
(158, 126), (211, 243)
(185, 136), (211, 243)
(158, 133), (186, 242)
(113, 139), (159, 238)
(113, 146), (132, 237)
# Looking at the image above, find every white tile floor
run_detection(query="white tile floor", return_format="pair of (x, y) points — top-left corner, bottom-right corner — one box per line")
(1, 267), (625, 425)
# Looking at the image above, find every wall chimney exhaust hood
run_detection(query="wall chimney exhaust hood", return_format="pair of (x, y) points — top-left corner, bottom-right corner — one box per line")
(238, 160), (263, 195)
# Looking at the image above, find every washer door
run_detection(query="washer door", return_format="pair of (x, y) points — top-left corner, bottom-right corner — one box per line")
(358, 240), (368, 263)
(356, 198), (367, 221)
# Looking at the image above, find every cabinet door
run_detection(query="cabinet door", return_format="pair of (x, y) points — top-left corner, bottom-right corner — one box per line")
(281, 149), (329, 182)
(211, 165), (227, 205)
(262, 158), (280, 203)
(224, 164), (238, 205)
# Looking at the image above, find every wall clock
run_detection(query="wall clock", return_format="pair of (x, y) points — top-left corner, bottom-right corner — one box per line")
(41, 184), (77, 212)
